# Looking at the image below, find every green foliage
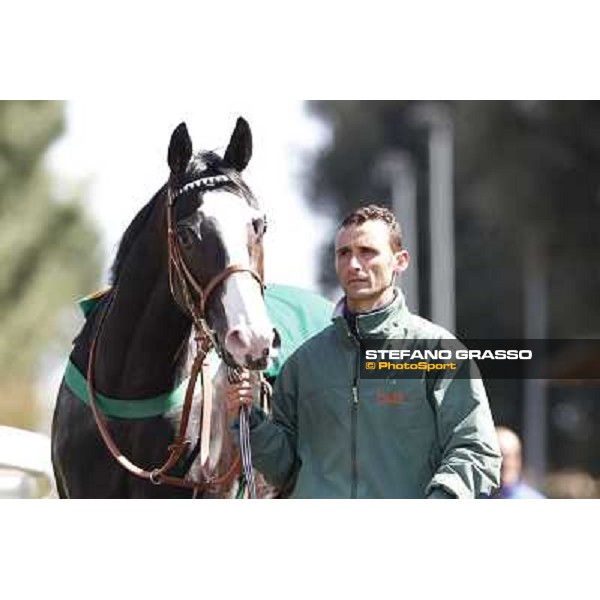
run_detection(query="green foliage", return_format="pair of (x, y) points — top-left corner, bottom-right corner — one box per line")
(0, 101), (102, 426)
(453, 101), (600, 338)
(306, 100), (600, 337)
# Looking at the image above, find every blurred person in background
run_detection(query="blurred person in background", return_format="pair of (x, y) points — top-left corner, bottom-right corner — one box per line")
(493, 426), (545, 499)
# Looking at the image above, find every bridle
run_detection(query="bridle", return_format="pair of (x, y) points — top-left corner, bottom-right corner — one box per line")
(85, 172), (269, 496)
(166, 173), (264, 346)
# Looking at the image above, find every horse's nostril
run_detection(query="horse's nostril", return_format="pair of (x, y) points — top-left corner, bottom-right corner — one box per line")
(225, 328), (251, 356)
(262, 348), (269, 357)
(272, 328), (282, 349)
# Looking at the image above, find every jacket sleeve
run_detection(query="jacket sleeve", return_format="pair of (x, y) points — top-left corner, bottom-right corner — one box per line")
(425, 359), (501, 499)
(248, 360), (299, 488)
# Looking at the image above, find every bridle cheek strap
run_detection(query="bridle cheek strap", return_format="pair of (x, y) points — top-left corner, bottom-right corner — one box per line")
(166, 184), (264, 331)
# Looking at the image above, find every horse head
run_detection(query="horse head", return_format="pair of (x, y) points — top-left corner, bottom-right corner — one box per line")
(166, 118), (277, 370)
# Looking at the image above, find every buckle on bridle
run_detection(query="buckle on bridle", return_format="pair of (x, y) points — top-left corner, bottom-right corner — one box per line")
(149, 470), (163, 485)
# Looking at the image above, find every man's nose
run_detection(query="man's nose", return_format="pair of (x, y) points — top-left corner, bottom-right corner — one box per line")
(348, 254), (361, 270)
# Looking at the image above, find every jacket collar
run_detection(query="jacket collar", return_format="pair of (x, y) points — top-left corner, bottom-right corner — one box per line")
(333, 288), (410, 339)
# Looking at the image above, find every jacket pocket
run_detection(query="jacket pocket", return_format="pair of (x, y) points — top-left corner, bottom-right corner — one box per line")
(361, 377), (432, 430)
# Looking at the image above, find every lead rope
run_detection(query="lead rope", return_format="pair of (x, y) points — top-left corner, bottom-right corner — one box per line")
(228, 366), (256, 498)
(239, 406), (256, 498)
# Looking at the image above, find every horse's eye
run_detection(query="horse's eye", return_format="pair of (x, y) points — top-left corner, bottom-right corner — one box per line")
(252, 218), (266, 237)
(177, 226), (196, 249)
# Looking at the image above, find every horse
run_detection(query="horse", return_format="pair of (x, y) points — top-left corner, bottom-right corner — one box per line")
(51, 117), (279, 498)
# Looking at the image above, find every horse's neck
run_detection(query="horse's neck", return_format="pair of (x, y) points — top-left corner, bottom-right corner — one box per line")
(91, 206), (192, 399)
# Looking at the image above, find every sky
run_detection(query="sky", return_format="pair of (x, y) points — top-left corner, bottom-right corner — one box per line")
(47, 99), (334, 293)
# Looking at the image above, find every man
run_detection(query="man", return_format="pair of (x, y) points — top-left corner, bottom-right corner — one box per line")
(493, 426), (545, 499)
(227, 204), (501, 498)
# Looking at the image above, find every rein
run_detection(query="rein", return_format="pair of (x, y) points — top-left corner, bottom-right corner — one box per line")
(85, 175), (269, 496)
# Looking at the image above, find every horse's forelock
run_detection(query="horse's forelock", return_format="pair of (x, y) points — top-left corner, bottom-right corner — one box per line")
(193, 150), (259, 210)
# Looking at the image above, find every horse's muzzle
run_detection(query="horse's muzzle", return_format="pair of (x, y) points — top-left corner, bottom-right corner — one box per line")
(223, 326), (280, 370)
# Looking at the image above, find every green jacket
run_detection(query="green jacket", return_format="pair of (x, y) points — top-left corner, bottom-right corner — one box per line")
(249, 291), (501, 498)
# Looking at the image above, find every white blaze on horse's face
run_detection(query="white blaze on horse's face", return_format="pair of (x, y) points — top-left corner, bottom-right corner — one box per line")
(201, 191), (274, 368)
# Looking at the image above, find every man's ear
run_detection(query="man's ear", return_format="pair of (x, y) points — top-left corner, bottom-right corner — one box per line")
(394, 249), (410, 274)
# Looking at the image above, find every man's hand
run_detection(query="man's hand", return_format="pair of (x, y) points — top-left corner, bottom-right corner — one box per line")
(224, 372), (254, 415)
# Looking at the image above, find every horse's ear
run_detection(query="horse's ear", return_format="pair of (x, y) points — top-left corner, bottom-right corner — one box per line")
(223, 117), (252, 172)
(168, 123), (193, 175)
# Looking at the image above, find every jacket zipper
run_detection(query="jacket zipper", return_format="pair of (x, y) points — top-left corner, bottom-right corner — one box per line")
(346, 323), (361, 499)
(351, 380), (358, 499)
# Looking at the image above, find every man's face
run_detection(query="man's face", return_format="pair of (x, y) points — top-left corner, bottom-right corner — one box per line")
(335, 220), (408, 313)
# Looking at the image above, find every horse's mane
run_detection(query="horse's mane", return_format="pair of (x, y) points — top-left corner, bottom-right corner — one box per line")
(109, 184), (167, 285)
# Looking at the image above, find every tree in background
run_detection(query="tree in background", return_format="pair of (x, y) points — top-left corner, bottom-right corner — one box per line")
(305, 101), (600, 477)
(305, 101), (425, 294)
(0, 101), (102, 429)
(306, 101), (600, 332)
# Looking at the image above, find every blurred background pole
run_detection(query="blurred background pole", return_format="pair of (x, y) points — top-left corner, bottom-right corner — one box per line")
(523, 235), (548, 484)
(376, 152), (419, 313)
(411, 103), (455, 332)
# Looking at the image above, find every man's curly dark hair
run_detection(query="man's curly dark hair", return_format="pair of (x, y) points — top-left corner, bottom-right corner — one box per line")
(338, 204), (403, 251)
